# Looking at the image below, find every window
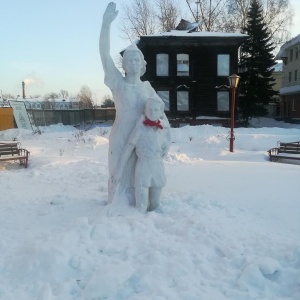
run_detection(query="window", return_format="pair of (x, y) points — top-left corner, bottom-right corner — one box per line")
(177, 91), (189, 111)
(290, 49), (294, 61)
(156, 54), (169, 76)
(177, 54), (189, 76)
(295, 70), (298, 81)
(157, 91), (170, 111)
(296, 47), (299, 59)
(217, 92), (229, 111)
(289, 72), (292, 83)
(217, 54), (230, 76)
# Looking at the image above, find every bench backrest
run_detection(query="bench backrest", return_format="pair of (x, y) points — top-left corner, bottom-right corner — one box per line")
(278, 141), (300, 154)
(0, 143), (20, 156)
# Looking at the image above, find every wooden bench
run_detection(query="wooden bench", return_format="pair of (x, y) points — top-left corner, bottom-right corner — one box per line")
(268, 141), (300, 163)
(0, 142), (30, 168)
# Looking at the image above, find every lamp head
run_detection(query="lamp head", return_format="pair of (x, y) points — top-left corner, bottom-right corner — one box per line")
(228, 74), (241, 89)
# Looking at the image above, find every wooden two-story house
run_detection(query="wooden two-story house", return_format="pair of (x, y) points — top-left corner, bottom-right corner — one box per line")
(135, 27), (248, 125)
(276, 34), (300, 121)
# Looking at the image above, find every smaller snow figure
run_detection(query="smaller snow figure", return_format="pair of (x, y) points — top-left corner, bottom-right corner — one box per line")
(111, 97), (171, 213)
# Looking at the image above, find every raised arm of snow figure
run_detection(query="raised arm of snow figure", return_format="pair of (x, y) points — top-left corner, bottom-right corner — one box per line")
(99, 2), (119, 76)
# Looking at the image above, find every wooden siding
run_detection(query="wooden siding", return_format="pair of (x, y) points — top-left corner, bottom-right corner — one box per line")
(138, 34), (247, 121)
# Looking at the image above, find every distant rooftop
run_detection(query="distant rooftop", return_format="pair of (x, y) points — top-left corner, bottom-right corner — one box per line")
(276, 34), (300, 59)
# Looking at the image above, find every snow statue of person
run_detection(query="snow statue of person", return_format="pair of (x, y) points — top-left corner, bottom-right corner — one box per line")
(112, 97), (171, 213)
(100, 2), (170, 204)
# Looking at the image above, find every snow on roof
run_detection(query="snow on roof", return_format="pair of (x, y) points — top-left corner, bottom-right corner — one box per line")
(280, 84), (300, 95)
(276, 34), (300, 59)
(144, 30), (248, 38)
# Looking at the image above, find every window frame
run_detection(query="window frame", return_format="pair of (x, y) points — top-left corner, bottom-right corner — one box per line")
(156, 53), (169, 76)
(217, 54), (230, 76)
(176, 90), (189, 111)
(156, 90), (170, 111)
(290, 49), (294, 62)
(176, 53), (190, 77)
(217, 91), (230, 112)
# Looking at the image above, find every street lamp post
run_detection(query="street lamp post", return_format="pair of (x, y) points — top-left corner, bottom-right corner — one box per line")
(228, 74), (241, 152)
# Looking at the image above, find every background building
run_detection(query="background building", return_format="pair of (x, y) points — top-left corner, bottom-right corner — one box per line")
(276, 34), (300, 121)
(136, 28), (248, 126)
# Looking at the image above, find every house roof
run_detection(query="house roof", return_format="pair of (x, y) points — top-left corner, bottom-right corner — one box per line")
(137, 30), (248, 48)
(275, 34), (300, 59)
(146, 30), (248, 38)
(119, 30), (248, 55)
(280, 85), (300, 95)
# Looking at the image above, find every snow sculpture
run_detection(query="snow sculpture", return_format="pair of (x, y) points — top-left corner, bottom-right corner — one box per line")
(100, 2), (170, 206)
(112, 97), (171, 213)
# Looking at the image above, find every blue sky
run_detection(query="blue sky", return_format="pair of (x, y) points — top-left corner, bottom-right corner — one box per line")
(1, 0), (299, 104)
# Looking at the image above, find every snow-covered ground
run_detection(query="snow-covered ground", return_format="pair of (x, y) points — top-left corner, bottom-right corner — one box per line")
(0, 118), (299, 300)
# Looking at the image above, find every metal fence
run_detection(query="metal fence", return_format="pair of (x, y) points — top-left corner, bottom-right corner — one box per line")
(26, 108), (116, 128)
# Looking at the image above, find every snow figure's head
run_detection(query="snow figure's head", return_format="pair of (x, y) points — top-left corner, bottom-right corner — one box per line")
(144, 97), (165, 121)
(122, 43), (147, 76)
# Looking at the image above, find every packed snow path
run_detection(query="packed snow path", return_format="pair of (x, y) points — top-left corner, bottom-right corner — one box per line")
(0, 120), (299, 299)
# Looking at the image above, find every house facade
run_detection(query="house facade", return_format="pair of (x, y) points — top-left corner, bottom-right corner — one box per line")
(136, 30), (248, 125)
(276, 34), (300, 120)
(267, 62), (282, 117)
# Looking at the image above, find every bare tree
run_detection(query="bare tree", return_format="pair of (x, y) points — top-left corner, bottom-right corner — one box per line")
(78, 85), (94, 109)
(185, 0), (230, 31)
(102, 94), (115, 107)
(120, 0), (180, 42)
(185, 0), (293, 45)
(2, 93), (15, 99)
(120, 0), (293, 48)
(227, 0), (251, 30)
(262, 0), (294, 46)
(120, 0), (157, 42)
(60, 89), (69, 99)
(155, 0), (180, 32)
(44, 93), (59, 101)
(227, 0), (294, 47)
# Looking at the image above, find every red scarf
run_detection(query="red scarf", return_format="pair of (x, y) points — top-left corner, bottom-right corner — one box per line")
(143, 118), (163, 129)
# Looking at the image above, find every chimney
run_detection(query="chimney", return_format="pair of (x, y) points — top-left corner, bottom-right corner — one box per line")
(22, 81), (26, 99)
